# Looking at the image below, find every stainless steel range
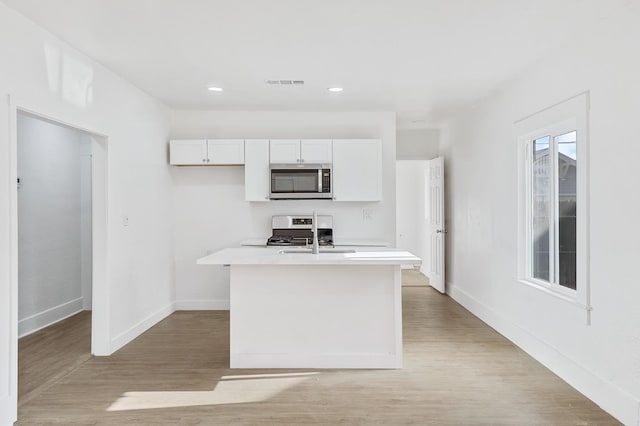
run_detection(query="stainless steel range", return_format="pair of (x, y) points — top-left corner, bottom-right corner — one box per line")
(267, 215), (334, 247)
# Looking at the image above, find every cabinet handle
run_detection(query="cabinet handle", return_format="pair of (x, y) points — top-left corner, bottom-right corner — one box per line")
(202, 158), (206, 163)
(265, 196), (269, 200)
(207, 158), (210, 163)
(300, 158), (304, 163)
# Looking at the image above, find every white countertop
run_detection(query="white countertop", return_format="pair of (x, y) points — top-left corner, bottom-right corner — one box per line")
(240, 238), (390, 247)
(197, 247), (421, 266)
(333, 238), (390, 247)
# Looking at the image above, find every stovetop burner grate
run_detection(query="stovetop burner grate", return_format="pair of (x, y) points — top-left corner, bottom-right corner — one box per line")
(267, 215), (334, 247)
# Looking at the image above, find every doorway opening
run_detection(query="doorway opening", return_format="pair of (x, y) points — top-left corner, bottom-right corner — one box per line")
(396, 157), (446, 293)
(396, 160), (431, 286)
(14, 110), (107, 406)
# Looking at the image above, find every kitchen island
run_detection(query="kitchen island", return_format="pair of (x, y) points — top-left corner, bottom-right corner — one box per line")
(197, 247), (421, 369)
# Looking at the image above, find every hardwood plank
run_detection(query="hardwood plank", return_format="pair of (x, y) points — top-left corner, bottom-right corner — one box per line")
(401, 269), (430, 287)
(17, 288), (620, 425)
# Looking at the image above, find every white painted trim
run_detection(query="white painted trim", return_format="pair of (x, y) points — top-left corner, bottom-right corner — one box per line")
(231, 353), (400, 369)
(4, 95), (19, 426)
(8, 97), (111, 361)
(88, 133), (109, 355)
(448, 282), (639, 426)
(516, 279), (590, 311)
(109, 303), (175, 354)
(18, 298), (84, 338)
(515, 93), (591, 321)
(0, 401), (14, 426)
(174, 299), (230, 310)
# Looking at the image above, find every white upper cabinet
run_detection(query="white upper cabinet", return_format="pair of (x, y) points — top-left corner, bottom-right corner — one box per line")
(301, 139), (332, 163)
(332, 139), (382, 202)
(171, 137), (382, 201)
(207, 139), (245, 165)
(244, 139), (270, 202)
(170, 139), (244, 165)
(269, 139), (301, 163)
(170, 139), (208, 165)
(269, 139), (332, 164)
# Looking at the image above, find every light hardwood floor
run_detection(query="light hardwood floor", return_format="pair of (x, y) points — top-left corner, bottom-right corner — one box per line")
(17, 286), (619, 425)
(18, 310), (92, 406)
(402, 269), (430, 286)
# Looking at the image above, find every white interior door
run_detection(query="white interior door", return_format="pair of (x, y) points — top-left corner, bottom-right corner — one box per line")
(429, 157), (446, 293)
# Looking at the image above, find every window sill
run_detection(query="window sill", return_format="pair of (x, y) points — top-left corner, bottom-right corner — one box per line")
(517, 279), (592, 312)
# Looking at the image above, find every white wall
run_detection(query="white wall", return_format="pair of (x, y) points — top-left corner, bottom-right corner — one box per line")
(169, 110), (396, 308)
(0, 4), (175, 423)
(17, 113), (91, 336)
(396, 128), (439, 160)
(439, 5), (640, 424)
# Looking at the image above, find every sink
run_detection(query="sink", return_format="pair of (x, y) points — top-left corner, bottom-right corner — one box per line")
(278, 248), (357, 254)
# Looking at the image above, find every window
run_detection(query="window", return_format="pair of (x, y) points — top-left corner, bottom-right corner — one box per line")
(517, 93), (589, 308)
(529, 131), (577, 290)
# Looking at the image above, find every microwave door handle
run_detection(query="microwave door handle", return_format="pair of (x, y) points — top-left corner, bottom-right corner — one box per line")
(318, 169), (322, 193)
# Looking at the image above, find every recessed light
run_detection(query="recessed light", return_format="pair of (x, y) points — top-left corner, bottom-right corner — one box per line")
(328, 87), (343, 92)
(208, 86), (224, 92)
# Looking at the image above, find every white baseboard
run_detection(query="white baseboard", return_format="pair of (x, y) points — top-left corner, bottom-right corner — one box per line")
(175, 299), (230, 310)
(18, 297), (84, 338)
(448, 283), (640, 426)
(0, 394), (17, 426)
(110, 302), (175, 353)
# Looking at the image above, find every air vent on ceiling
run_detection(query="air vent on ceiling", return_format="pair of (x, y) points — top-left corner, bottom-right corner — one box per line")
(266, 80), (305, 86)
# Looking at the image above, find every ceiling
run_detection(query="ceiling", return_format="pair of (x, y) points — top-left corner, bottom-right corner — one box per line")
(2, 0), (631, 127)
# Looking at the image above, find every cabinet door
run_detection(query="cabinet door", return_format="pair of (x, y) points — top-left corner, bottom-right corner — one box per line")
(332, 139), (382, 201)
(207, 139), (245, 165)
(245, 139), (270, 202)
(169, 139), (208, 165)
(270, 139), (301, 163)
(300, 139), (332, 164)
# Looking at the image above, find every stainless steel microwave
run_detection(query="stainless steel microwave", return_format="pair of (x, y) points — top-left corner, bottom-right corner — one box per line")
(269, 163), (332, 199)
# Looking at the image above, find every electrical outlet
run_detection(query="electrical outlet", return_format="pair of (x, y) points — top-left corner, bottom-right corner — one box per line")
(122, 216), (129, 227)
(362, 209), (373, 220)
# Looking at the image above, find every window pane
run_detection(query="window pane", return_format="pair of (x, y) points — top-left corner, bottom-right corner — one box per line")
(556, 131), (577, 289)
(532, 136), (550, 282)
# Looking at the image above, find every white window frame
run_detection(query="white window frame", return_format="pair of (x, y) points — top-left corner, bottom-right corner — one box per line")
(516, 93), (590, 311)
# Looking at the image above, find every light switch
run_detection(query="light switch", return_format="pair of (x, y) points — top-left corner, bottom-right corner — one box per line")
(123, 216), (129, 227)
